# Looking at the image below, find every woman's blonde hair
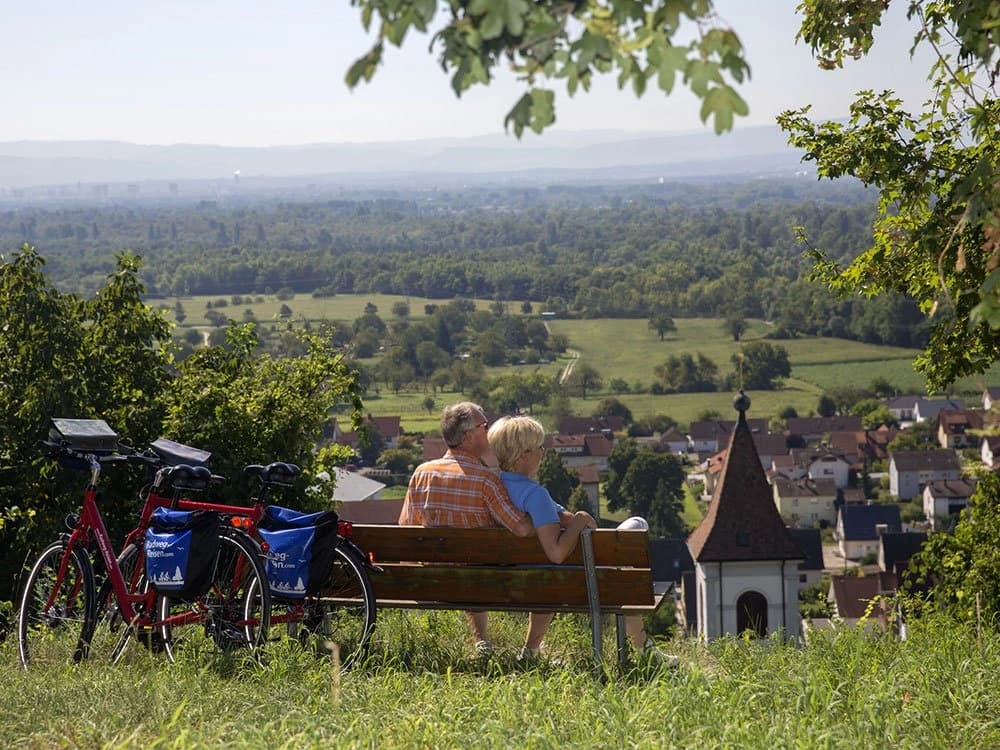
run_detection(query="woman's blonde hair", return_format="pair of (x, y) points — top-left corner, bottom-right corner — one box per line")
(487, 416), (545, 471)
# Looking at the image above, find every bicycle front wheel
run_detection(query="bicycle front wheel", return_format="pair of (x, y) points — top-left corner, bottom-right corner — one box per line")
(158, 530), (271, 661)
(91, 542), (162, 663)
(18, 539), (96, 669)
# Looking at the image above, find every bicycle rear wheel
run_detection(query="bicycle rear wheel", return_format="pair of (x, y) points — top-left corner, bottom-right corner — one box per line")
(158, 529), (271, 661)
(18, 539), (96, 669)
(295, 545), (376, 670)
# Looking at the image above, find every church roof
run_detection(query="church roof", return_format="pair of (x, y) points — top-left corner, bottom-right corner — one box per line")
(687, 393), (804, 563)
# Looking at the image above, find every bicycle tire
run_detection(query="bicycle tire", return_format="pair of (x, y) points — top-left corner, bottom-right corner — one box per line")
(292, 544), (376, 670)
(91, 542), (164, 663)
(17, 539), (97, 669)
(158, 529), (271, 661)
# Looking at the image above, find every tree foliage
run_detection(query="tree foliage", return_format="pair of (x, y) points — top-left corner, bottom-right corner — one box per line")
(346, 0), (750, 136)
(160, 324), (364, 504)
(0, 246), (174, 600)
(907, 471), (1000, 623)
(731, 341), (790, 390)
(618, 449), (686, 536)
(565, 362), (603, 399)
(605, 436), (639, 512)
(779, 0), (1000, 391)
(648, 312), (676, 341)
(536, 448), (579, 507)
(654, 352), (718, 393)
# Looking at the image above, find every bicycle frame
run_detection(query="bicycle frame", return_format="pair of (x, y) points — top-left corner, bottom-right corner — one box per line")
(72, 457), (157, 632)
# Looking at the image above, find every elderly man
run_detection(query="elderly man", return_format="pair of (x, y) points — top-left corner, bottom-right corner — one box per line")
(399, 401), (533, 654)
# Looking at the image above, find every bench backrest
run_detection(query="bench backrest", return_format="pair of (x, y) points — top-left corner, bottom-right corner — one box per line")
(349, 525), (655, 609)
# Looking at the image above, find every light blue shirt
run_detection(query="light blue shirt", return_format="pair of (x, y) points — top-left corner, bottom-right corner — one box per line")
(500, 471), (565, 528)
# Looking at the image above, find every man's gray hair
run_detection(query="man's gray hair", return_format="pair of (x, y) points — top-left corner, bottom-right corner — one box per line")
(441, 401), (484, 448)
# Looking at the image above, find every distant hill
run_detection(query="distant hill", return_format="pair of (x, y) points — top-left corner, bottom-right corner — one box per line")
(0, 125), (809, 191)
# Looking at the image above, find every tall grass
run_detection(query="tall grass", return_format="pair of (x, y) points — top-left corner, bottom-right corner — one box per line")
(3, 611), (999, 748)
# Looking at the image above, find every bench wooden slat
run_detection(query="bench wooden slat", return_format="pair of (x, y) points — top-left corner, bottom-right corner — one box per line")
(368, 564), (654, 607)
(350, 525), (651, 567)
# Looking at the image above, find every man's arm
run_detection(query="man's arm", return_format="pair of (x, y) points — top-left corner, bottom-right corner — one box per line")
(483, 474), (534, 536)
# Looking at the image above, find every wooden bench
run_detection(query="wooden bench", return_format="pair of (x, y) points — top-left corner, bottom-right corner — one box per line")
(349, 524), (672, 670)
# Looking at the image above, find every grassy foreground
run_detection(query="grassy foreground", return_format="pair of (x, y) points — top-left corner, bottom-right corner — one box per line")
(3, 611), (999, 748)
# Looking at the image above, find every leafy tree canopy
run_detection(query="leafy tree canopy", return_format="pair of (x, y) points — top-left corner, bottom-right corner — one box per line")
(346, 0), (750, 136)
(907, 471), (1000, 623)
(537, 448), (580, 506)
(780, 0), (1000, 391)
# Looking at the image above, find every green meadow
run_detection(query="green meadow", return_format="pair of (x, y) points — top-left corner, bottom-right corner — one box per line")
(161, 294), (997, 431)
(161, 292), (508, 328)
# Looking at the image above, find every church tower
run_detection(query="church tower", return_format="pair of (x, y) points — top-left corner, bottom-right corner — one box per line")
(686, 392), (804, 641)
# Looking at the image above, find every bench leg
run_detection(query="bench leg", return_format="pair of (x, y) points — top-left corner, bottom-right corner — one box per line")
(581, 529), (602, 668)
(616, 614), (628, 672)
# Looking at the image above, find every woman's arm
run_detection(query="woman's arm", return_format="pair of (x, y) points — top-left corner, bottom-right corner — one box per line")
(535, 512), (597, 563)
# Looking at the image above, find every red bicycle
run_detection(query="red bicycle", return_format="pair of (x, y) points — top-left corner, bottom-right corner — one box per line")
(91, 438), (376, 668)
(17, 427), (271, 668)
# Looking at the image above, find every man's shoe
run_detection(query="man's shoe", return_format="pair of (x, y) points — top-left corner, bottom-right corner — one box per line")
(474, 640), (495, 657)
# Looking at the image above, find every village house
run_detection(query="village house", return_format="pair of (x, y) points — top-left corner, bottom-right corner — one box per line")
(827, 573), (897, 630)
(649, 538), (696, 634)
(886, 396), (922, 425)
(544, 433), (613, 472)
(772, 476), (839, 528)
(981, 434), (1000, 469)
(330, 466), (387, 502)
(557, 415), (625, 436)
(687, 417), (768, 455)
(835, 503), (902, 560)
(878, 531), (927, 578)
(888, 449), (962, 499)
(573, 464), (602, 520)
(785, 416), (862, 446)
(922, 478), (977, 530)
(659, 427), (691, 454)
(790, 448), (851, 488)
(827, 427), (897, 472)
(788, 527), (825, 587)
(913, 397), (964, 423)
(686, 394), (804, 642)
(634, 428), (688, 455)
(329, 414), (403, 453)
(983, 387), (1000, 411)
(936, 409), (983, 449)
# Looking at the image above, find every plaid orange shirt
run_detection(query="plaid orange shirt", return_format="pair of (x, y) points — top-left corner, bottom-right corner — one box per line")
(398, 448), (526, 531)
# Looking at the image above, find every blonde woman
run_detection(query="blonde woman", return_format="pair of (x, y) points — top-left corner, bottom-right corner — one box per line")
(488, 416), (676, 665)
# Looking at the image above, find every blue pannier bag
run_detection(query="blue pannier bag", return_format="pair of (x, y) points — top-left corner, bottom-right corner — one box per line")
(258, 505), (338, 599)
(145, 508), (221, 600)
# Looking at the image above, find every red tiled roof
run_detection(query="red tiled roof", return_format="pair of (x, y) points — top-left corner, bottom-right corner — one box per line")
(830, 573), (897, 619)
(584, 434), (612, 457)
(369, 415), (402, 439)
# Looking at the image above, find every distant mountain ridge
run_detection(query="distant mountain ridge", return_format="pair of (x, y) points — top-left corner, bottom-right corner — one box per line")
(0, 125), (806, 190)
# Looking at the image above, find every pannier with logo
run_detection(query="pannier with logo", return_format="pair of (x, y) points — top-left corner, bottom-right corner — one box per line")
(258, 505), (339, 599)
(145, 508), (222, 599)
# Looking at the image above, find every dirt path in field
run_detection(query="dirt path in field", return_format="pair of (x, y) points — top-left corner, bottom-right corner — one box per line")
(559, 349), (579, 385)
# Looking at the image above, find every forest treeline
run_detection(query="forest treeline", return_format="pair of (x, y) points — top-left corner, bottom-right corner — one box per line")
(0, 178), (928, 349)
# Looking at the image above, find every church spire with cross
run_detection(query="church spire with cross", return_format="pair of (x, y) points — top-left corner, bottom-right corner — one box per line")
(687, 391), (803, 563)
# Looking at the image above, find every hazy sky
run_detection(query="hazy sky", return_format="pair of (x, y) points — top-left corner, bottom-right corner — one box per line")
(3, 1), (936, 146)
